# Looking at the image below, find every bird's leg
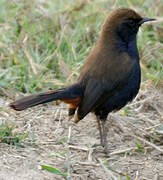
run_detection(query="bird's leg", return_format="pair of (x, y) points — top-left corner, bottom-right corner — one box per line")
(92, 116), (109, 155)
(93, 117), (107, 148)
(101, 119), (108, 153)
(92, 116), (103, 147)
(97, 116), (104, 145)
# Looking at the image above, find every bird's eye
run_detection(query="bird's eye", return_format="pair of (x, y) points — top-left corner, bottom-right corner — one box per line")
(128, 19), (135, 26)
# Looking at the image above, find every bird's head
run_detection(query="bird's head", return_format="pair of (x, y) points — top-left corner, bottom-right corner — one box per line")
(102, 8), (155, 43)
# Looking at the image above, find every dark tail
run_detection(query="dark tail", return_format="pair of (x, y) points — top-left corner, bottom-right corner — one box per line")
(9, 84), (82, 111)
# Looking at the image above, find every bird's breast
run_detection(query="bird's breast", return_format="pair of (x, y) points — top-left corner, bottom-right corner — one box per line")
(95, 61), (141, 116)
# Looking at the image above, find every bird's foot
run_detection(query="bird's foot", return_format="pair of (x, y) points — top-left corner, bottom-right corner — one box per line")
(92, 143), (110, 156)
(93, 148), (110, 157)
(92, 143), (104, 148)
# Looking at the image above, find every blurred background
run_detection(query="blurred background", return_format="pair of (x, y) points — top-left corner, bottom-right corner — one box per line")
(0, 0), (162, 96)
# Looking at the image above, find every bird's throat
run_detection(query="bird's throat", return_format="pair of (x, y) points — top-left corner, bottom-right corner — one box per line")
(115, 35), (139, 60)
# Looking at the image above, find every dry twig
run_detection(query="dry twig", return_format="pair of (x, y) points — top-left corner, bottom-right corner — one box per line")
(24, 48), (37, 75)
(132, 135), (163, 154)
(66, 126), (72, 180)
(75, 161), (99, 167)
(98, 158), (118, 180)
(110, 147), (138, 156)
(69, 145), (89, 152)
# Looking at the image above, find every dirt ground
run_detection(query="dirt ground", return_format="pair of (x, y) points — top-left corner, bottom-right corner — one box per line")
(0, 84), (163, 180)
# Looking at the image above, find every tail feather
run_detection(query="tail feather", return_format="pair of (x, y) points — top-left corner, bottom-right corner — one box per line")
(9, 84), (82, 111)
(9, 90), (61, 111)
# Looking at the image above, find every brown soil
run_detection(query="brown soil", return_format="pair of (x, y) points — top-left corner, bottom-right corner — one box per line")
(0, 85), (163, 180)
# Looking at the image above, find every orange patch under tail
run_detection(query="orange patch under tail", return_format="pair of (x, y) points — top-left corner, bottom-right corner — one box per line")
(61, 97), (81, 109)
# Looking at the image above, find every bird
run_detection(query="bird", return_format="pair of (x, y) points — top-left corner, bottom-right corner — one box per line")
(9, 8), (155, 155)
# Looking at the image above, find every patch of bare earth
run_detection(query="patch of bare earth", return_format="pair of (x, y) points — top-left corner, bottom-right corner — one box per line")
(0, 84), (163, 180)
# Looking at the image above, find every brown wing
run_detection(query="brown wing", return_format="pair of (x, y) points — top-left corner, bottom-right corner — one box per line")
(76, 50), (134, 121)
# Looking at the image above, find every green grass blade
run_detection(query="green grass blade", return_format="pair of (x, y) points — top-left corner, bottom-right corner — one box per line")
(41, 164), (67, 177)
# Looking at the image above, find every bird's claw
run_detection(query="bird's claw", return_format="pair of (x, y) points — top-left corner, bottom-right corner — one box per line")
(92, 148), (110, 157)
(92, 143), (104, 148)
(92, 143), (110, 156)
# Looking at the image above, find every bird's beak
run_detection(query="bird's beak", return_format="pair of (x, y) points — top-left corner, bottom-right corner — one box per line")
(138, 17), (156, 25)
